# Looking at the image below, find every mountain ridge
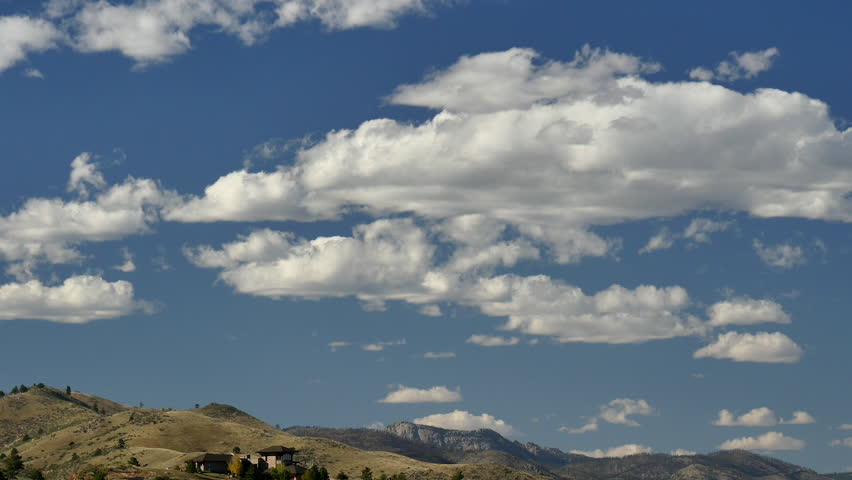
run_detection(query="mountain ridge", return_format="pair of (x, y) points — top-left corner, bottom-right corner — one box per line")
(286, 421), (832, 480)
(0, 386), (838, 480)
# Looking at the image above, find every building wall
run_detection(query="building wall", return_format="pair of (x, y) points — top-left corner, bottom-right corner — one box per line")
(202, 462), (229, 474)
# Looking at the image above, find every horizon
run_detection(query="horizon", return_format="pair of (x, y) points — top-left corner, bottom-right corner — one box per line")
(0, 384), (827, 465)
(1, 0), (851, 474)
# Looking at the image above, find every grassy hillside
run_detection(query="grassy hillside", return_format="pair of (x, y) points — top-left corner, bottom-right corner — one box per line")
(0, 385), (120, 448)
(0, 387), (546, 480)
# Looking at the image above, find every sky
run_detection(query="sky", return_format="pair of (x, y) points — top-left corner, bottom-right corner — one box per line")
(1, 0), (851, 473)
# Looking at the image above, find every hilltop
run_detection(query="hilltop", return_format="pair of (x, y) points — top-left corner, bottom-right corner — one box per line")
(0, 386), (543, 480)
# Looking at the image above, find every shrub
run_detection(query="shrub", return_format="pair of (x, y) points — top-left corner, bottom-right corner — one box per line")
(128, 457), (139, 467)
(90, 468), (107, 480)
(26, 469), (45, 480)
(269, 466), (291, 480)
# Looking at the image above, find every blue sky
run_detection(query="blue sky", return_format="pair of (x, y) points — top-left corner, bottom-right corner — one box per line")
(1, 0), (852, 472)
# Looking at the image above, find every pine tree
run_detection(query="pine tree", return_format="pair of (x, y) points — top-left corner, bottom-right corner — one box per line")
(319, 466), (329, 480)
(450, 471), (464, 480)
(18, 385), (27, 393)
(3, 448), (24, 477)
(335, 472), (348, 480)
(184, 461), (197, 474)
(66, 386), (72, 395)
(0, 391), (5, 398)
(128, 457), (140, 466)
(10, 387), (18, 395)
(359, 467), (373, 480)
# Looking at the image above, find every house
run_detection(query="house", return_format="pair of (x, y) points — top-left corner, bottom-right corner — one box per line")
(255, 446), (298, 469)
(189, 453), (233, 474)
(242, 446), (306, 479)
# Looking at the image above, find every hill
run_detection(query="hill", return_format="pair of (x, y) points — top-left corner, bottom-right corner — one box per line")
(0, 386), (835, 480)
(0, 386), (545, 480)
(286, 422), (832, 480)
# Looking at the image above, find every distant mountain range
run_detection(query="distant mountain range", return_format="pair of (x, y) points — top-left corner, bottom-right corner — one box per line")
(287, 422), (839, 480)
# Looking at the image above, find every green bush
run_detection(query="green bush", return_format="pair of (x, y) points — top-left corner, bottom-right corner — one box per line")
(26, 469), (45, 480)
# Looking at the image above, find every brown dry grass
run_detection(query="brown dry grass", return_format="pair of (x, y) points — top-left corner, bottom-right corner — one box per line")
(1, 388), (546, 480)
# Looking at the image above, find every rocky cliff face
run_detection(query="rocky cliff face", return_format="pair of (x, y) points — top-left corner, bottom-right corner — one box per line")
(382, 422), (832, 480)
(384, 422), (583, 468)
(385, 422), (521, 453)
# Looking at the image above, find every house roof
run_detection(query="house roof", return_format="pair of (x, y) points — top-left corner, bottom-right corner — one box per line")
(285, 464), (308, 475)
(256, 446), (298, 454)
(190, 453), (233, 463)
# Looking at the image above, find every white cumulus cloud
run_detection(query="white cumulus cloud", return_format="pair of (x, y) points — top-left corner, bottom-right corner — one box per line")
(423, 351), (455, 359)
(465, 335), (519, 347)
(718, 431), (804, 451)
(639, 228), (674, 254)
(781, 411), (816, 425)
(694, 332), (803, 364)
(683, 218), (731, 243)
(0, 275), (141, 323)
(113, 247), (137, 273)
(599, 398), (655, 427)
(562, 398), (654, 434)
(753, 240), (806, 269)
(559, 420), (599, 434)
(379, 385), (462, 403)
(830, 438), (852, 448)
(713, 407), (779, 427)
(413, 410), (518, 436)
(47, 0), (436, 67)
(640, 218), (731, 254)
(168, 46), (852, 243)
(707, 298), (790, 327)
(186, 220), (703, 345)
(362, 339), (407, 352)
(0, 15), (61, 73)
(571, 444), (653, 458)
(670, 449), (696, 456)
(689, 48), (780, 82)
(275, 0), (431, 30)
(328, 341), (351, 352)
